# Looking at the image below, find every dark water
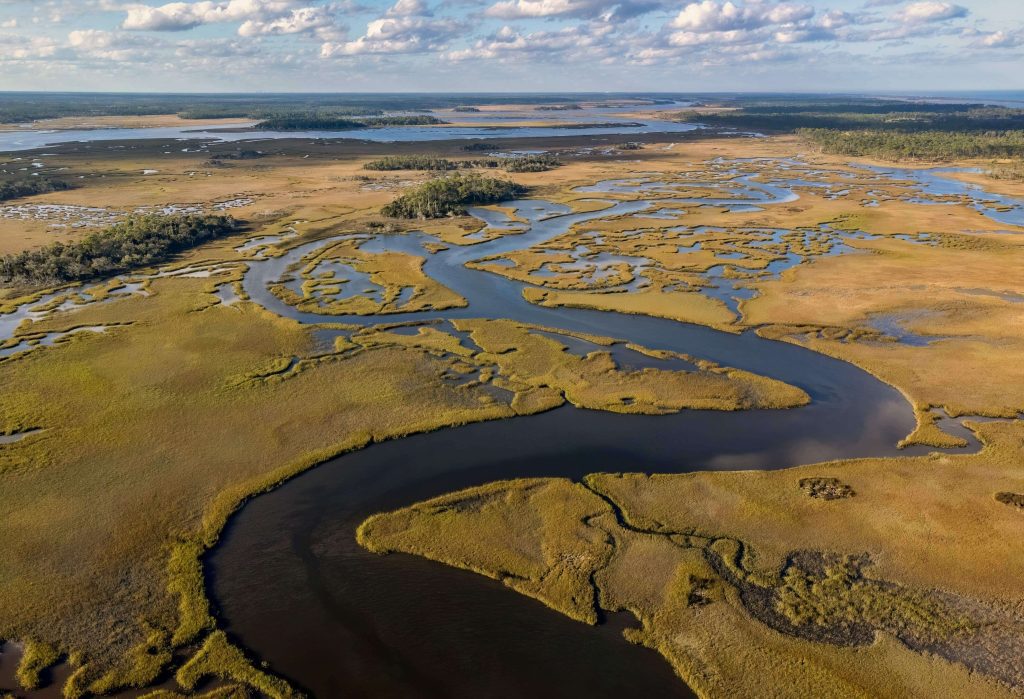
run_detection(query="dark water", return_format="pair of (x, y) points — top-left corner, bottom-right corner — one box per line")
(205, 175), (983, 698)
(208, 373), (927, 698)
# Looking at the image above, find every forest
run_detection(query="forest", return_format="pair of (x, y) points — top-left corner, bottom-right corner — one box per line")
(0, 214), (238, 286)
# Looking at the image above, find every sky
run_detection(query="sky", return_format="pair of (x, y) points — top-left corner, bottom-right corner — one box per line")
(0, 0), (1021, 93)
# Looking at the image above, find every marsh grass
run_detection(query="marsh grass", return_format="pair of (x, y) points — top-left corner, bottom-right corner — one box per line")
(176, 632), (293, 698)
(15, 640), (60, 690)
(6, 134), (1024, 697)
(360, 420), (1024, 698)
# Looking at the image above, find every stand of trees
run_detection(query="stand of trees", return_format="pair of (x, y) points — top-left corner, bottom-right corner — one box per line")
(1, 214), (237, 287)
(364, 154), (560, 173)
(503, 154), (560, 172)
(0, 177), (72, 202)
(676, 105), (1024, 134)
(799, 129), (1024, 161)
(381, 174), (527, 219)
(365, 156), (469, 171)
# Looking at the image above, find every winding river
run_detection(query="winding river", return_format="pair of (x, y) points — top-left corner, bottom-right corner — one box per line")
(205, 172), (995, 698)
(1, 159), (1015, 697)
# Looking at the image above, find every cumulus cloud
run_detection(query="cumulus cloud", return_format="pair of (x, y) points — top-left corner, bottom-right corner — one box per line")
(0, 0), (1015, 86)
(239, 6), (339, 36)
(121, 0), (337, 33)
(67, 28), (154, 60)
(965, 28), (1024, 49)
(0, 33), (58, 60)
(322, 2), (462, 56)
(892, 1), (967, 24)
(658, 0), (837, 51)
(387, 0), (431, 16)
(669, 0), (814, 32)
(446, 21), (612, 60)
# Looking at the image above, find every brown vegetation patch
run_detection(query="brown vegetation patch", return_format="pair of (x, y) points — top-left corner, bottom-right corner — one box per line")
(994, 491), (1024, 509)
(799, 477), (856, 500)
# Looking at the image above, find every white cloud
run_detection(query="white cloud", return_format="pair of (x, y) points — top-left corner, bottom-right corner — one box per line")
(484, 0), (660, 20)
(68, 28), (117, 49)
(965, 28), (1024, 49)
(818, 9), (852, 30)
(67, 28), (151, 60)
(445, 22), (612, 60)
(0, 33), (58, 60)
(893, 1), (967, 24)
(238, 6), (339, 36)
(669, 0), (814, 32)
(386, 0), (430, 16)
(322, 14), (461, 55)
(122, 0), (306, 31)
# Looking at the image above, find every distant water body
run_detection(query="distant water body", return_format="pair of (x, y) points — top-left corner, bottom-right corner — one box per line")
(0, 101), (698, 153)
(879, 90), (1024, 108)
(0, 120), (702, 153)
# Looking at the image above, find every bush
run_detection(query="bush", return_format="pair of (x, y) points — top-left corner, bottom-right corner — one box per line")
(382, 174), (527, 219)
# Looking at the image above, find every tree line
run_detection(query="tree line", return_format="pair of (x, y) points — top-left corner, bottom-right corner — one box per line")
(676, 106), (1024, 134)
(798, 128), (1024, 161)
(363, 154), (560, 173)
(0, 177), (72, 202)
(1, 214), (237, 287)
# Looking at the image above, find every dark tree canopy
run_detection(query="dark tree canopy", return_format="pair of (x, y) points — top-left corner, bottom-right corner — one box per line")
(382, 174), (527, 219)
(1, 214), (238, 287)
